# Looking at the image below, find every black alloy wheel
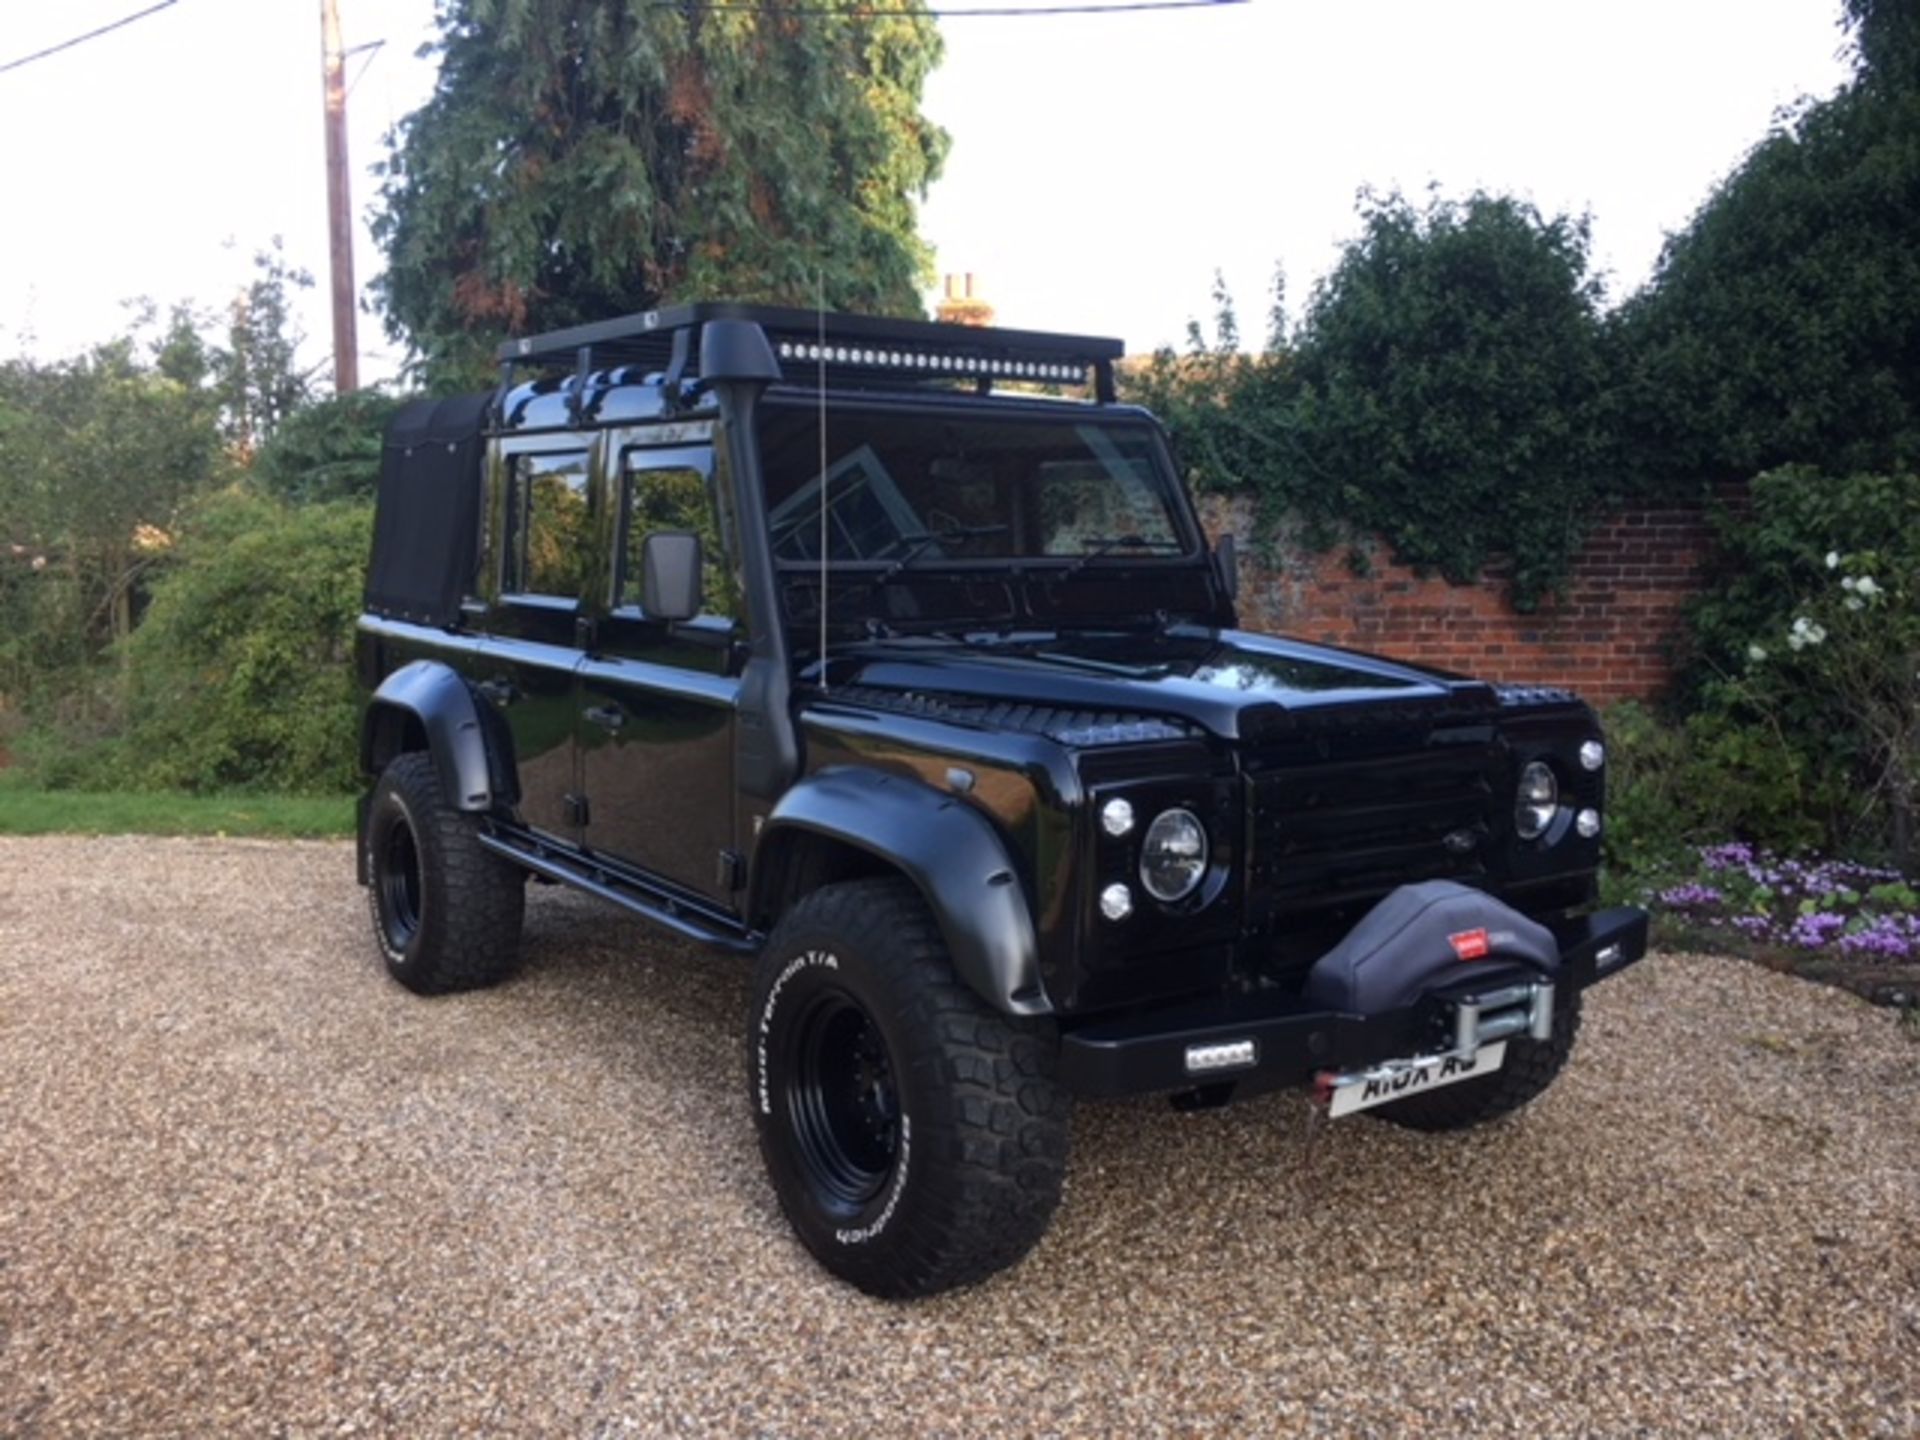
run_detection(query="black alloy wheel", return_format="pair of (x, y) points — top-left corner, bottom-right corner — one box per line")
(375, 812), (425, 955)
(787, 989), (902, 1213)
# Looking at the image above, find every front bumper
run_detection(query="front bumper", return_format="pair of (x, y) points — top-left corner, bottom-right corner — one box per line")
(1056, 906), (1648, 1099)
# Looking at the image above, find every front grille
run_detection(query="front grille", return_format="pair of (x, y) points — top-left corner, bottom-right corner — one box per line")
(1247, 728), (1499, 918)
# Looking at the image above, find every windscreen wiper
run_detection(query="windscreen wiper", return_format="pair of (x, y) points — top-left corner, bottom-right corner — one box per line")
(874, 523), (1011, 582)
(1057, 534), (1184, 577)
(794, 522), (1012, 614)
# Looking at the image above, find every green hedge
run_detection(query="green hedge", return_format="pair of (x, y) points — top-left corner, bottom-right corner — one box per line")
(93, 491), (371, 794)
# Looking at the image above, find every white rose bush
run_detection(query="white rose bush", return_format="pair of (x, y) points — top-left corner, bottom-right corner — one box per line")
(1748, 545), (1918, 869)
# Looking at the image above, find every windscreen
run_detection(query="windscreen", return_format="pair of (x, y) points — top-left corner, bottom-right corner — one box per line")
(758, 403), (1191, 566)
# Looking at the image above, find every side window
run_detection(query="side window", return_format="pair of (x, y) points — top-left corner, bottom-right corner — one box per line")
(505, 451), (591, 597)
(623, 459), (742, 622)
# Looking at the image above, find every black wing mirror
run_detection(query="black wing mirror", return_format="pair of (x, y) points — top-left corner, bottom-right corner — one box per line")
(642, 531), (704, 621)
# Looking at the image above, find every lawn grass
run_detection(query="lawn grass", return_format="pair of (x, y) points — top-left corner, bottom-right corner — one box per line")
(0, 771), (354, 839)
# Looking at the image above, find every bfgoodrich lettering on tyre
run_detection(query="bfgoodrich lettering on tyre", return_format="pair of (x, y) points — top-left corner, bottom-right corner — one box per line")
(747, 878), (1070, 1299)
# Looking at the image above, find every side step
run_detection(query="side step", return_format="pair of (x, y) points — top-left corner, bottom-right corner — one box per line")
(478, 829), (760, 955)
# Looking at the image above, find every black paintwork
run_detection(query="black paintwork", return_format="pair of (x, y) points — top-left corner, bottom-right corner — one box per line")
(753, 766), (1046, 1016)
(357, 305), (1646, 1102)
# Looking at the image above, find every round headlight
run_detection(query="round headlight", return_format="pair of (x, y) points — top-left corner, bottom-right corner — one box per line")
(1140, 808), (1208, 902)
(1579, 740), (1606, 772)
(1515, 761), (1559, 840)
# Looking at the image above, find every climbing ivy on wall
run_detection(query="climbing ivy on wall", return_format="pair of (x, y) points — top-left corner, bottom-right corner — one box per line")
(1130, 191), (1619, 610)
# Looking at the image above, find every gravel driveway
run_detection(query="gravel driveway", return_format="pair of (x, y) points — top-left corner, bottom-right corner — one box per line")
(2, 836), (1916, 1436)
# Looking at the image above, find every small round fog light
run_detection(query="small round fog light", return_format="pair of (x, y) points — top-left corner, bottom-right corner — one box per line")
(1100, 798), (1136, 838)
(1099, 883), (1134, 921)
(1576, 808), (1601, 839)
(1579, 740), (1606, 771)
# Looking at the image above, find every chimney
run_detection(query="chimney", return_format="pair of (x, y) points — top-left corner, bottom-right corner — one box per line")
(936, 272), (996, 328)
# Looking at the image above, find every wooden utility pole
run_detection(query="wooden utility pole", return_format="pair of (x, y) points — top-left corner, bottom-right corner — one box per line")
(321, 0), (359, 393)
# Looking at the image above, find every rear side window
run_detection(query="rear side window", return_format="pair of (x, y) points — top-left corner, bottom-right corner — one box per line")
(504, 451), (590, 597)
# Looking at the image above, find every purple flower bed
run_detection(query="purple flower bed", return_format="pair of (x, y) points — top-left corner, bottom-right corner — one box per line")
(1638, 843), (1920, 1006)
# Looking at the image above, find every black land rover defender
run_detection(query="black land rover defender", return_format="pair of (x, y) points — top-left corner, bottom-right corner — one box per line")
(355, 303), (1647, 1298)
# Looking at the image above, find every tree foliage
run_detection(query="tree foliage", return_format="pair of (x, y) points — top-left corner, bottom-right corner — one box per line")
(1134, 193), (1614, 606)
(253, 389), (407, 505)
(0, 252), (321, 723)
(1617, 0), (1920, 482)
(1844, 0), (1920, 94)
(110, 492), (371, 794)
(374, 0), (950, 383)
(0, 334), (229, 683)
(214, 239), (319, 455)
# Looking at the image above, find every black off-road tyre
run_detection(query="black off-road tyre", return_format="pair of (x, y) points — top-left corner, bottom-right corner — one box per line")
(365, 751), (525, 995)
(748, 878), (1070, 1299)
(1370, 990), (1582, 1132)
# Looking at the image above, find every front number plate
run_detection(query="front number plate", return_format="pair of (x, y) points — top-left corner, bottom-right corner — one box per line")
(1326, 1042), (1506, 1119)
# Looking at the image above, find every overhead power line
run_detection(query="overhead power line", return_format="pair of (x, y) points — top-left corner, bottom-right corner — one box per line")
(0, 0), (1231, 80)
(0, 0), (181, 77)
(658, 0), (1243, 14)
(344, 37), (386, 100)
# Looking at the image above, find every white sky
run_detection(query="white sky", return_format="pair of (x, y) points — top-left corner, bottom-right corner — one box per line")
(0, 0), (1853, 381)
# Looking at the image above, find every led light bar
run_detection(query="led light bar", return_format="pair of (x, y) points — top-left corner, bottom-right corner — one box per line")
(772, 339), (1088, 384)
(1185, 1039), (1257, 1074)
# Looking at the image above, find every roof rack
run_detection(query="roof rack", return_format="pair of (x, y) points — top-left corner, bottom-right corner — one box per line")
(496, 301), (1124, 403)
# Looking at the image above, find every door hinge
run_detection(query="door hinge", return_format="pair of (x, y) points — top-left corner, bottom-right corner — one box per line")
(716, 849), (745, 892)
(564, 793), (591, 828)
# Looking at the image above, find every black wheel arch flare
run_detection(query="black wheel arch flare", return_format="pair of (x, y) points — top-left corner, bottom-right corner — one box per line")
(750, 767), (1049, 1017)
(360, 659), (508, 813)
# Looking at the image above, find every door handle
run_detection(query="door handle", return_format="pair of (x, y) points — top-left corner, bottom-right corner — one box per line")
(475, 677), (517, 705)
(583, 704), (625, 732)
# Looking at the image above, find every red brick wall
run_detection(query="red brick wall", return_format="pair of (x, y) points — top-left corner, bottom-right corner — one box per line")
(1201, 489), (1739, 707)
